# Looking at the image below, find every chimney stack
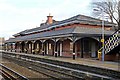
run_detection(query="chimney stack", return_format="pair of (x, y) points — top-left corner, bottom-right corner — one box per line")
(47, 13), (53, 24)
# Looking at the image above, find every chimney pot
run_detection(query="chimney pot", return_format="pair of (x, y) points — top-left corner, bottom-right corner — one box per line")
(47, 13), (53, 24)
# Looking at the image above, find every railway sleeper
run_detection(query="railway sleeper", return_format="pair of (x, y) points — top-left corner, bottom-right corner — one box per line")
(9, 56), (83, 79)
(3, 55), (113, 80)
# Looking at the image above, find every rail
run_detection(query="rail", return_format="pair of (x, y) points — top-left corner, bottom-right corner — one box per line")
(3, 56), (83, 80)
(0, 63), (29, 80)
(3, 54), (116, 80)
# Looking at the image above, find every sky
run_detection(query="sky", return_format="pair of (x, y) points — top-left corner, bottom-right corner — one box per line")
(0, 0), (92, 40)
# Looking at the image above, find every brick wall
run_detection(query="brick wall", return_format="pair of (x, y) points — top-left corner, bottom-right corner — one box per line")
(99, 53), (119, 61)
(62, 39), (73, 57)
(75, 41), (81, 57)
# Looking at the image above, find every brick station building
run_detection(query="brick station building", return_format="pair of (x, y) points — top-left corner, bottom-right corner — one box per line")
(5, 14), (117, 60)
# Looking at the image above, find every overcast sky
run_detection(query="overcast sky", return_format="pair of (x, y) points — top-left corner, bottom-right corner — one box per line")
(0, 0), (92, 40)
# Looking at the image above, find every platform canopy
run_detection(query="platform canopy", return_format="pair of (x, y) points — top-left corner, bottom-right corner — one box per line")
(5, 27), (114, 43)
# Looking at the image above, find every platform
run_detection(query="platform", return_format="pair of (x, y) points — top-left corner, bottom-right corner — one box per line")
(1, 51), (120, 72)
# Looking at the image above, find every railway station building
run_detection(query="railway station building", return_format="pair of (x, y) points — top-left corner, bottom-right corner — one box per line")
(5, 14), (118, 61)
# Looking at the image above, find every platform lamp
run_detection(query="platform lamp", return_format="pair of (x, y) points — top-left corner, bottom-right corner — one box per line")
(93, 8), (105, 61)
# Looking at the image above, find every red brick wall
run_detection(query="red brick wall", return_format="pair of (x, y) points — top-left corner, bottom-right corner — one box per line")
(75, 41), (81, 57)
(48, 50), (53, 55)
(105, 54), (119, 61)
(55, 23), (111, 31)
(83, 53), (91, 58)
(62, 39), (73, 57)
(47, 16), (53, 24)
(62, 39), (83, 57)
(99, 54), (119, 61)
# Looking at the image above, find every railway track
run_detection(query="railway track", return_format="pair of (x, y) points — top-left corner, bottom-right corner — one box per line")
(3, 55), (84, 80)
(0, 63), (28, 80)
(2, 53), (115, 80)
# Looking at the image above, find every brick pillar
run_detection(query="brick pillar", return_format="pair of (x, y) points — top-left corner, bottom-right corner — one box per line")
(81, 39), (84, 58)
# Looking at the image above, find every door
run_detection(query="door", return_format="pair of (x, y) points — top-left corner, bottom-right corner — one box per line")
(91, 42), (96, 57)
(60, 43), (62, 56)
(46, 43), (48, 54)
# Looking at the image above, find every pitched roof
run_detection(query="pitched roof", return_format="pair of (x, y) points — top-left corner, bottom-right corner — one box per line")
(14, 14), (116, 36)
(6, 27), (114, 43)
(73, 27), (113, 35)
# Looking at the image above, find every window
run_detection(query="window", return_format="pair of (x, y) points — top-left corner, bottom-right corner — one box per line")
(70, 42), (73, 51)
(29, 44), (31, 49)
(49, 43), (51, 50)
(37, 43), (39, 48)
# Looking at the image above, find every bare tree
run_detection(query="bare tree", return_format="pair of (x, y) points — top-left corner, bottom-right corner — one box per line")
(118, 1), (120, 30)
(92, 0), (120, 30)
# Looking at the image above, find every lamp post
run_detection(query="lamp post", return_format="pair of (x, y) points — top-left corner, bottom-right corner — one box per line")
(102, 14), (104, 61)
(93, 8), (104, 61)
